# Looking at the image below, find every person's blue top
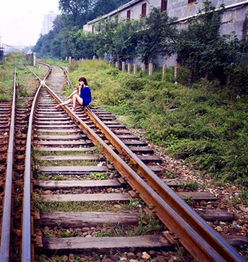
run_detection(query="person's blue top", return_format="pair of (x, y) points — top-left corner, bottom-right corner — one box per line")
(80, 86), (92, 106)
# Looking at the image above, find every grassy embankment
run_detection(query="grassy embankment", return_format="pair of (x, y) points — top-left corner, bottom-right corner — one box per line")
(63, 59), (247, 192)
(0, 53), (45, 102)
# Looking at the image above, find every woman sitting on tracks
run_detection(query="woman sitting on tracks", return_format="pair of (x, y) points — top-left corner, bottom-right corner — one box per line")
(55, 77), (92, 112)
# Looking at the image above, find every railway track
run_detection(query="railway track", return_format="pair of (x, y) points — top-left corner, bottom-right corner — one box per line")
(0, 64), (51, 261)
(0, 63), (246, 261)
(0, 70), (16, 261)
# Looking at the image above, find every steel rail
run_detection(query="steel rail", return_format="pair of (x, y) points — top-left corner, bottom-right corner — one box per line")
(0, 69), (17, 261)
(61, 67), (245, 262)
(22, 66), (51, 262)
(43, 73), (245, 262)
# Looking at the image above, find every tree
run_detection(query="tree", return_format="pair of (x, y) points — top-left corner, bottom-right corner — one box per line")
(136, 8), (177, 64)
(176, 1), (242, 82)
(59, 0), (96, 26)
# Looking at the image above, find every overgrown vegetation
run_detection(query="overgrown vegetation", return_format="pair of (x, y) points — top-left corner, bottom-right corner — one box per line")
(0, 53), (38, 101)
(34, 1), (246, 94)
(68, 59), (248, 186)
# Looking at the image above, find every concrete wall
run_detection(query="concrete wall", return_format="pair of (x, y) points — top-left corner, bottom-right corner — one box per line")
(83, 0), (248, 66)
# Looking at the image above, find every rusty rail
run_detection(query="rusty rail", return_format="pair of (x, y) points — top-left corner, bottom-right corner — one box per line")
(0, 69), (17, 261)
(60, 67), (245, 262)
(22, 66), (51, 262)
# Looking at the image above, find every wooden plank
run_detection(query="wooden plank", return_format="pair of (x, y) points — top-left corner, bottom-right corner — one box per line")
(35, 125), (76, 129)
(107, 124), (126, 128)
(34, 179), (121, 189)
(122, 140), (148, 146)
(128, 147), (154, 154)
(41, 193), (131, 202)
(117, 135), (139, 140)
(43, 234), (170, 251)
(35, 147), (96, 153)
(177, 192), (217, 201)
(35, 118), (71, 121)
(35, 122), (74, 125)
(39, 166), (109, 173)
(36, 129), (81, 134)
(147, 166), (164, 172)
(138, 155), (162, 163)
(38, 211), (139, 226)
(34, 140), (92, 146)
(113, 130), (132, 135)
(195, 209), (235, 221)
(225, 236), (248, 247)
(36, 135), (87, 140)
(37, 155), (103, 161)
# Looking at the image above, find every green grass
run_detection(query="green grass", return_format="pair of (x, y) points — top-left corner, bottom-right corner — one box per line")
(89, 172), (109, 180)
(0, 53), (45, 102)
(35, 201), (128, 212)
(64, 59), (248, 187)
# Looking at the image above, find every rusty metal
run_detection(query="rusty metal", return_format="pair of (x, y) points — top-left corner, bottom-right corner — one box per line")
(0, 69), (17, 261)
(22, 66), (51, 262)
(44, 77), (245, 262)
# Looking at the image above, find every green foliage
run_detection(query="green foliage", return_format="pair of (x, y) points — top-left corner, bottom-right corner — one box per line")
(227, 63), (248, 95)
(66, 59), (248, 186)
(89, 173), (109, 180)
(176, 1), (242, 83)
(33, 0), (129, 58)
(137, 8), (177, 64)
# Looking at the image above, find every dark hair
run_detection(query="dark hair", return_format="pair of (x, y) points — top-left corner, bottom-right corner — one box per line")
(78, 77), (88, 85)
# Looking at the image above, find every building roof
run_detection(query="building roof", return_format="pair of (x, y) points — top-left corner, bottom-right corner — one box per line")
(87, 0), (144, 25)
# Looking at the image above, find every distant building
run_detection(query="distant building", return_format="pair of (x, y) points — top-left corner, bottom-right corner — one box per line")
(41, 11), (57, 35)
(83, 0), (248, 65)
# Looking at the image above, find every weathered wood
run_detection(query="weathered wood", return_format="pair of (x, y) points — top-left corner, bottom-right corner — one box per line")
(36, 129), (81, 134)
(113, 130), (132, 135)
(147, 166), (164, 172)
(35, 121), (74, 125)
(138, 155), (162, 163)
(195, 209), (235, 221)
(37, 155), (103, 161)
(122, 140), (148, 146)
(38, 211), (139, 226)
(43, 234), (171, 251)
(35, 147), (96, 153)
(177, 192), (217, 201)
(36, 125), (76, 129)
(225, 236), (248, 247)
(39, 166), (109, 174)
(36, 135), (87, 141)
(118, 135), (139, 140)
(35, 117), (71, 121)
(41, 193), (131, 202)
(128, 147), (154, 154)
(34, 140), (92, 146)
(34, 179), (121, 189)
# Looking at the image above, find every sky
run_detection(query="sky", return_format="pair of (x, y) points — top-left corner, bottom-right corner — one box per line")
(0, 0), (60, 47)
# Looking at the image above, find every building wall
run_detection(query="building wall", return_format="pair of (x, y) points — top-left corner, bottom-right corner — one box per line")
(41, 11), (57, 35)
(83, 0), (248, 65)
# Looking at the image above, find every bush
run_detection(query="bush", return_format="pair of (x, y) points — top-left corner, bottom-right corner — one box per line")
(228, 63), (248, 95)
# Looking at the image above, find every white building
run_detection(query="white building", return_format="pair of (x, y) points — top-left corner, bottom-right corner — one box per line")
(83, 0), (248, 65)
(41, 11), (58, 35)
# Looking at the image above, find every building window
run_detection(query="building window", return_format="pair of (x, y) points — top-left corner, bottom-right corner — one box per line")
(141, 3), (147, 17)
(127, 10), (131, 20)
(161, 0), (167, 12)
(188, 0), (196, 3)
(92, 25), (95, 34)
(115, 15), (119, 23)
